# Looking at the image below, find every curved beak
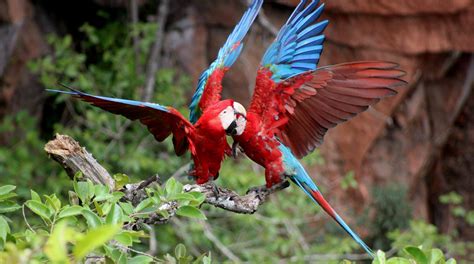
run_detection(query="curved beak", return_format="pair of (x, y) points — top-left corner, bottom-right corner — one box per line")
(225, 120), (238, 135)
(235, 112), (247, 120)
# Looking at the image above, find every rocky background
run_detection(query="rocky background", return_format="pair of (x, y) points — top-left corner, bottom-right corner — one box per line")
(1, 0), (473, 244)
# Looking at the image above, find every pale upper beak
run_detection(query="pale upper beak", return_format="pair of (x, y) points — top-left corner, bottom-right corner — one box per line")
(231, 102), (247, 136)
(233, 102), (247, 118)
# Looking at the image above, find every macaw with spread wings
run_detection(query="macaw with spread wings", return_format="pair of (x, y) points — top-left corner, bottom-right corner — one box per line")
(225, 0), (406, 256)
(48, 0), (263, 184)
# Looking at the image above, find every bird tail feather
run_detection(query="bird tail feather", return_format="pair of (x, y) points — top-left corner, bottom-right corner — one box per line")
(290, 170), (374, 257)
(279, 143), (374, 257)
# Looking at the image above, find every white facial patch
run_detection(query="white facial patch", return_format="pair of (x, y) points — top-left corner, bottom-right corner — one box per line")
(219, 105), (235, 130)
(234, 115), (247, 135)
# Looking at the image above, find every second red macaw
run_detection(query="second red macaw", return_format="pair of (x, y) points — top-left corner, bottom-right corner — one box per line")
(228, 0), (406, 257)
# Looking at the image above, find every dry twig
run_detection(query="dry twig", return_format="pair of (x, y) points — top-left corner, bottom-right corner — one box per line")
(142, 0), (170, 102)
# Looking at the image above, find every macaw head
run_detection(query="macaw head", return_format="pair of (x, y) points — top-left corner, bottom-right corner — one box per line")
(200, 100), (247, 136)
(218, 100), (247, 136)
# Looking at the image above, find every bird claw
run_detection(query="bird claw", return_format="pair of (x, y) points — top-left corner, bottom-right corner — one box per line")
(247, 185), (267, 195)
(247, 180), (290, 200)
(203, 181), (219, 197)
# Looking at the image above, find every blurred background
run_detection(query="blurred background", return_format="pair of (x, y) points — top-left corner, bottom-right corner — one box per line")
(1, 0), (473, 262)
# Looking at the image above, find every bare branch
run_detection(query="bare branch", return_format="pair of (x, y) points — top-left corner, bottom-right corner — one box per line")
(129, 0), (143, 75)
(44, 134), (289, 227)
(184, 181), (289, 214)
(44, 134), (115, 189)
(201, 220), (242, 263)
(142, 0), (170, 102)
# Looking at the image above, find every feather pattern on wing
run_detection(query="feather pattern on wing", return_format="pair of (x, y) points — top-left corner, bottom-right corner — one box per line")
(189, 0), (263, 123)
(48, 87), (193, 156)
(250, 0), (328, 116)
(266, 61), (407, 158)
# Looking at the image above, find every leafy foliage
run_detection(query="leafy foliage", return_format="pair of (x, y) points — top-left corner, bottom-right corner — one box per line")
(0, 178), (210, 263)
(370, 184), (412, 250)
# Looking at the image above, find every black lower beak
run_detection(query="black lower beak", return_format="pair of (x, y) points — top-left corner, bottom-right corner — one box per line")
(226, 120), (237, 135)
(232, 141), (239, 159)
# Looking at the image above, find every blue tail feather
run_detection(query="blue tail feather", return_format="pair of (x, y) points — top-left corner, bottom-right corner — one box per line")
(279, 144), (374, 257)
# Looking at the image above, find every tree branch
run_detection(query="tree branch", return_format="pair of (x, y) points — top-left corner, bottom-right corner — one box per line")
(44, 134), (288, 226)
(142, 0), (170, 102)
(44, 134), (115, 189)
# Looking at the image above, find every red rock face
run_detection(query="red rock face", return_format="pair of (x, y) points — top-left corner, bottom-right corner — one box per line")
(0, 0), (49, 119)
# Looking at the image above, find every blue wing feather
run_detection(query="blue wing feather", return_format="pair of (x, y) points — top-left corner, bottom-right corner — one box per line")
(189, 0), (263, 124)
(46, 89), (170, 113)
(261, 1), (328, 82)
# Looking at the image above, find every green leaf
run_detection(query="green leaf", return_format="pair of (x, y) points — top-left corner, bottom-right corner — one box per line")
(373, 250), (386, 264)
(169, 193), (196, 201)
(0, 201), (21, 213)
(202, 253), (212, 264)
(113, 174), (129, 190)
(114, 232), (133, 246)
(73, 224), (121, 260)
(75, 181), (94, 204)
(175, 243), (186, 258)
(134, 198), (153, 213)
(26, 200), (53, 220)
(0, 185), (16, 196)
(30, 190), (42, 203)
(44, 194), (61, 212)
(81, 209), (102, 228)
(94, 200), (104, 216)
(188, 192), (206, 204)
(0, 192), (16, 202)
(405, 246), (428, 264)
(176, 206), (206, 220)
(44, 221), (70, 263)
(119, 202), (134, 215)
(439, 192), (463, 205)
(165, 177), (182, 195)
(94, 185), (112, 202)
(428, 248), (443, 264)
(105, 203), (123, 225)
(446, 259), (456, 264)
(129, 255), (153, 264)
(386, 257), (412, 264)
(58, 205), (83, 219)
(0, 216), (10, 243)
(165, 178), (177, 195)
(452, 206), (466, 217)
(465, 210), (474, 225)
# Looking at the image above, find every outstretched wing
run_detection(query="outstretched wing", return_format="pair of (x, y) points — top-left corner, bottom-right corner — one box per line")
(249, 0), (328, 115)
(266, 61), (407, 158)
(189, 0), (263, 123)
(48, 87), (194, 156)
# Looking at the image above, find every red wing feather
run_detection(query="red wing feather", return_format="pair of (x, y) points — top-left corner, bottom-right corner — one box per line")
(70, 92), (193, 156)
(267, 61), (406, 158)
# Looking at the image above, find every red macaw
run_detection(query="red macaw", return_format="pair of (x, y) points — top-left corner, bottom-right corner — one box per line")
(48, 0), (262, 184)
(229, 0), (406, 256)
